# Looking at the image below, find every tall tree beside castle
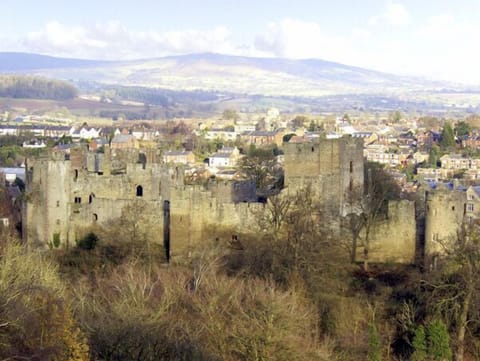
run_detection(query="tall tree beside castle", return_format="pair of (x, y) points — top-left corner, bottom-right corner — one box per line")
(348, 163), (401, 270)
(426, 224), (480, 361)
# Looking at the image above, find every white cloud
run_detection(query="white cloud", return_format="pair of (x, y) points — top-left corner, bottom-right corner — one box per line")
(14, 21), (237, 60)
(369, 1), (411, 27)
(4, 14), (480, 84)
(411, 14), (480, 83)
(254, 18), (356, 61)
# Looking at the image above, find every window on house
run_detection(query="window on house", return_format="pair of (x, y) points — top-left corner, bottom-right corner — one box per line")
(468, 194), (474, 201)
(136, 185), (143, 197)
(89, 193), (95, 204)
(74, 197), (81, 204)
(350, 161), (353, 173)
(74, 169), (78, 180)
(467, 203), (474, 212)
(92, 213), (98, 221)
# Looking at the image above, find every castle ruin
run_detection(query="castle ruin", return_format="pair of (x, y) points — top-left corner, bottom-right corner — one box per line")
(23, 135), (417, 264)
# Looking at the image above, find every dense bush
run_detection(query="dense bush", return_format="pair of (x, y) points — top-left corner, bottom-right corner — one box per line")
(76, 232), (98, 250)
(73, 263), (326, 361)
(0, 241), (89, 360)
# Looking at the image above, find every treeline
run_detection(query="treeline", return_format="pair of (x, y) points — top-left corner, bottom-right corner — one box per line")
(105, 85), (221, 106)
(0, 75), (78, 100)
(75, 81), (222, 107)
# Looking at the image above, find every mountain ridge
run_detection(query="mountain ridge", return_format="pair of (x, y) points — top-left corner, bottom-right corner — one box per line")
(0, 52), (454, 97)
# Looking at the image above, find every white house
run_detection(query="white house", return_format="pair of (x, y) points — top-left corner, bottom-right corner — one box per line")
(209, 147), (240, 168)
(71, 126), (101, 140)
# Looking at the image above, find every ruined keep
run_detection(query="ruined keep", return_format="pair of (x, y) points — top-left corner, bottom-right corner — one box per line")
(283, 136), (416, 264)
(283, 136), (364, 216)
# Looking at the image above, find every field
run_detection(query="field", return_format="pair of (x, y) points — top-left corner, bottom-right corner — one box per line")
(0, 97), (154, 114)
(0, 97), (181, 126)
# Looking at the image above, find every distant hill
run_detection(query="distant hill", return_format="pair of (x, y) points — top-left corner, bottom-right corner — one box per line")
(0, 52), (449, 97)
(0, 52), (109, 72)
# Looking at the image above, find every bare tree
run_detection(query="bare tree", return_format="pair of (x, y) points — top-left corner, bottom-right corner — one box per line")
(245, 185), (348, 289)
(238, 145), (282, 196)
(347, 163), (401, 271)
(255, 194), (292, 241)
(425, 222), (480, 361)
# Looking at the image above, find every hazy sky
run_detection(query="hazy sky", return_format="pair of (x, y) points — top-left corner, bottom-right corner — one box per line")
(2, 0), (480, 83)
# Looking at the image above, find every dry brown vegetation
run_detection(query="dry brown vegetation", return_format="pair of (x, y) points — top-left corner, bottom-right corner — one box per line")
(4, 193), (480, 360)
(0, 240), (89, 360)
(72, 263), (329, 361)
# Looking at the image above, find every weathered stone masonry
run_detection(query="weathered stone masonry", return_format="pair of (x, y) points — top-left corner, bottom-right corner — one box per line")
(23, 145), (261, 256)
(23, 136), (417, 264)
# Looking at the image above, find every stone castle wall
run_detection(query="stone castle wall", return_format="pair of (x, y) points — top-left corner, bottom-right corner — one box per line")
(356, 200), (417, 264)
(24, 136), (417, 264)
(23, 146), (260, 255)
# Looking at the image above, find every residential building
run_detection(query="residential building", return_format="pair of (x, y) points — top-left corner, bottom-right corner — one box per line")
(111, 134), (139, 150)
(163, 151), (196, 165)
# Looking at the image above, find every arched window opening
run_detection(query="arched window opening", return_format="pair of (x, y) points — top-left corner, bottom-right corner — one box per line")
(136, 185), (143, 197)
(74, 169), (78, 180)
(89, 193), (95, 204)
(92, 213), (98, 222)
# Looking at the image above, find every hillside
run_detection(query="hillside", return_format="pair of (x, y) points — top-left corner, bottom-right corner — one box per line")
(0, 52), (448, 98)
(0, 52), (109, 71)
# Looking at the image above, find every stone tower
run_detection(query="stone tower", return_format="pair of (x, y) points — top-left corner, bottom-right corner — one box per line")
(424, 185), (466, 261)
(283, 136), (364, 215)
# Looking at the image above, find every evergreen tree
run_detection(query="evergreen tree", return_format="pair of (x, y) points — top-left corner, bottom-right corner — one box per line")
(440, 122), (456, 151)
(455, 121), (472, 138)
(427, 319), (452, 361)
(367, 323), (382, 361)
(428, 144), (441, 168)
(411, 326), (427, 361)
